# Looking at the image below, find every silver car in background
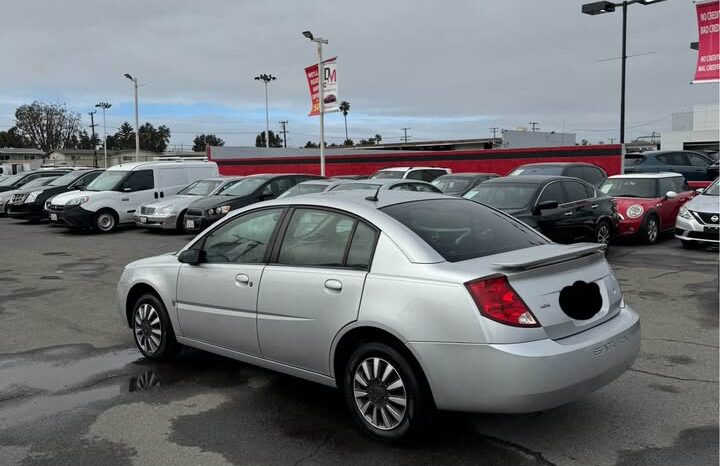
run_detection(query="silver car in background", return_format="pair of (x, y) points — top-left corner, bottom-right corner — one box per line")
(134, 177), (244, 232)
(277, 179), (349, 198)
(676, 178), (719, 248)
(329, 178), (442, 193)
(117, 191), (640, 442)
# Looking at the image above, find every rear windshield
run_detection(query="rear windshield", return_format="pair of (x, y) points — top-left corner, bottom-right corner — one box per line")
(370, 170), (403, 179)
(509, 166), (564, 176)
(50, 171), (86, 186)
(432, 177), (472, 192)
(600, 178), (656, 198)
(463, 184), (538, 210)
(217, 177), (270, 196)
(331, 182), (381, 191)
(178, 179), (222, 196)
(382, 199), (547, 262)
(278, 183), (328, 198)
(23, 177), (56, 188)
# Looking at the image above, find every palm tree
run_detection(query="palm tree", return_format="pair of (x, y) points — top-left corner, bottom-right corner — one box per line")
(374, 134), (382, 144)
(339, 101), (350, 143)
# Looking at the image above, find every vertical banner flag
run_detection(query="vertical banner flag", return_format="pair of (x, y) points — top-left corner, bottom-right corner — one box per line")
(305, 57), (339, 116)
(693, 0), (720, 83)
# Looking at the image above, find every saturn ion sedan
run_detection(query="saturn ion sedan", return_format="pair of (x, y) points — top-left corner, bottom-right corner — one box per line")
(117, 190), (640, 442)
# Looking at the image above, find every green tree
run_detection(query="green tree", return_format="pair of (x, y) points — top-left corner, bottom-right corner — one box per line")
(192, 134), (225, 152)
(139, 123), (171, 152)
(256, 130), (283, 148)
(107, 122), (136, 150)
(14, 101), (81, 152)
(76, 130), (100, 150)
(339, 101), (350, 142)
(304, 141), (319, 148)
(343, 138), (354, 146)
(374, 134), (382, 144)
(0, 126), (32, 148)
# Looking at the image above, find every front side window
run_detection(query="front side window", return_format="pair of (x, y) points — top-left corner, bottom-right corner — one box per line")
(657, 153), (687, 166)
(119, 170), (154, 192)
(261, 178), (294, 197)
(687, 153), (711, 167)
(465, 184), (538, 210)
(658, 178), (678, 195)
(538, 182), (567, 205)
(563, 181), (590, 202)
(86, 170), (130, 191)
(217, 177), (270, 196)
(178, 179), (222, 196)
(278, 209), (356, 267)
(202, 208), (283, 264)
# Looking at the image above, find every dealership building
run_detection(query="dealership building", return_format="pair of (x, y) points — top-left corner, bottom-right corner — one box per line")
(661, 103), (719, 152)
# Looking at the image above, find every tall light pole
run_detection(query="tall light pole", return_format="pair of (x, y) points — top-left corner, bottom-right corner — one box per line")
(582, 0), (667, 144)
(123, 73), (140, 161)
(95, 102), (112, 168)
(254, 74), (276, 148)
(303, 30), (329, 176)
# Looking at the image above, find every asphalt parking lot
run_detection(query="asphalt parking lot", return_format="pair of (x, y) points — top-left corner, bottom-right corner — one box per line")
(0, 220), (717, 466)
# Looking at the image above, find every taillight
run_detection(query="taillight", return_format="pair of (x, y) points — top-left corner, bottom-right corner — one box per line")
(465, 275), (540, 327)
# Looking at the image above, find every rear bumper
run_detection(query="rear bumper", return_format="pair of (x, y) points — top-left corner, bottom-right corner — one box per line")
(48, 205), (95, 228)
(408, 305), (640, 413)
(675, 215), (719, 243)
(7, 203), (44, 220)
(133, 213), (179, 230)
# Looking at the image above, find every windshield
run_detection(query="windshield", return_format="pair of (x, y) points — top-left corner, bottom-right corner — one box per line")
(370, 170), (404, 179)
(330, 182), (381, 191)
(178, 179), (222, 196)
(382, 199), (546, 262)
(599, 178), (656, 198)
(49, 171), (85, 187)
(217, 177), (270, 196)
(509, 166), (564, 176)
(23, 177), (57, 188)
(464, 184), (538, 210)
(432, 177), (472, 192)
(278, 183), (328, 198)
(85, 170), (129, 191)
(703, 179), (719, 196)
(0, 174), (23, 186)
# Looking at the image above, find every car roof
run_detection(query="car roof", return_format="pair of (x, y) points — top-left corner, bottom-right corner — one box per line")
(108, 160), (216, 171)
(339, 178), (435, 187)
(484, 175), (570, 184)
(608, 172), (683, 179)
(434, 172), (496, 178)
(514, 162), (595, 168)
(374, 167), (447, 172)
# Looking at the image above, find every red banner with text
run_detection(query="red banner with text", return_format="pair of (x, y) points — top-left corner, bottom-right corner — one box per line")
(305, 57), (338, 116)
(694, 0), (720, 83)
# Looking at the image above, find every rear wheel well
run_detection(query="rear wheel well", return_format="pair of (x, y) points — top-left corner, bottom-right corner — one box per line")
(333, 327), (434, 404)
(125, 283), (160, 327)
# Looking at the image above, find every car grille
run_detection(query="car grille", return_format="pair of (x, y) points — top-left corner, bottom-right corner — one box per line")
(140, 206), (156, 215)
(11, 194), (27, 204)
(48, 205), (66, 212)
(688, 230), (720, 241)
(186, 209), (203, 217)
(692, 211), (719, 224)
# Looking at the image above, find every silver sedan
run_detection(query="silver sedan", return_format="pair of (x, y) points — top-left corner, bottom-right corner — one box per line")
(117, 190), (640, 442)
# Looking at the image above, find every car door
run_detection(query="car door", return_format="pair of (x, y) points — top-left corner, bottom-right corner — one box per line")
(176, 207), (285, 355)
(657, 177), (687, 229)
(116, 169), (155, 222)
(534, 181), (573, 243)
(685, 152), (713, 181)
(257, 208), (378, 374)
(562, 180), (597, 241)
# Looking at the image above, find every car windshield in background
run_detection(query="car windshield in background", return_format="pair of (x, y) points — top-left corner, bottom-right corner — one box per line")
(49, 171), (85, 186)
(463, 184), (537, 210)
(85, 171), (129, 191)
(370, 170), (403, 179)
(217, 177), (270, 196)
(510, 166), (564, 176)
(22, 177), (56, 188)
(432, 177), (472, 192)
(178, 180), (222, 196)
(279, 183), (328, 198)
(0, 174), (22, 186)
(331, 183), (381, 191)
(624, 156), (645, 166)
(703, 179), (719, 196)
(600, 178), (656, 198)
(382, 199), (546, 262)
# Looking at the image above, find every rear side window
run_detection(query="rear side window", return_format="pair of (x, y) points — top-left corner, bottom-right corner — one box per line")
(120, 170), (154, 192)
(406, 170), (426, 181)
(346, 222), (378, 270)
(382, 199), (547, 262)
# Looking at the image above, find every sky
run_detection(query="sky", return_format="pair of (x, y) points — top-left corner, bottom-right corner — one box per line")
(0, 0), (716, 149)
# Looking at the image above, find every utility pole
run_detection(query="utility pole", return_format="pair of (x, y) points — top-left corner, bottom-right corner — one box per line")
(490, 127), (500, 138)
(609, 137), (615, 144)
(401, 127), (411, 143)
(279, 120), (288, 148)
(95, 102), (112, 168)
(529, 121), (540, 132)
(88, 110), (98, 168)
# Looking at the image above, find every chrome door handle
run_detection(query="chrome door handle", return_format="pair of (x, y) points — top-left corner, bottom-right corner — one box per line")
(235, 273), (250, 284)
(324, 279), (342, 291)
(563, 211), (574, 216)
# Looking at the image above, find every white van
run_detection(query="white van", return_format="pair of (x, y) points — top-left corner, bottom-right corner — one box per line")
(48, 160), (218, 232)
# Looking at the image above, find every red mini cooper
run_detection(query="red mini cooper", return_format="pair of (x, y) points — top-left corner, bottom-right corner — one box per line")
(599, 173), (696, 244)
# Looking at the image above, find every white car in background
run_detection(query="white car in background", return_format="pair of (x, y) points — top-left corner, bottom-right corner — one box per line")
(675, 178), (719, 248)
(369, 167), (451, 182)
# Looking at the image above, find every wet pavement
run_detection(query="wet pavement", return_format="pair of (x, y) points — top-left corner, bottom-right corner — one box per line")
(0, 220), (717, 466)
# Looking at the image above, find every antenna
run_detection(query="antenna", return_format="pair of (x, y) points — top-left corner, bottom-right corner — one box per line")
(365, 185), (382, 202)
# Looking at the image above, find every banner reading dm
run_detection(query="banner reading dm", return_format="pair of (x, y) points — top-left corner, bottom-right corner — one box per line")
(693, 0), (720, 83)
(305, 57), (338, 116)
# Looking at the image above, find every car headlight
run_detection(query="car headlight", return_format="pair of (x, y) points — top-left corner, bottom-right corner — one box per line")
(218, 205), (231, 215)
(678, 205), (693, 219)
(25, 191), (42, 203)
(67, 196), (90, 206)
(626, 204), (644, 218)
(156, 205), (176, 215)
(44, 200), (51, 210)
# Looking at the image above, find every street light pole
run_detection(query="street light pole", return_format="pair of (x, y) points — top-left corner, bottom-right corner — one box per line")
(124, 74), (140, 161)
(95, 102), (112, 168)
(303, 31), (329, 176)
(254, 74), (277, 149)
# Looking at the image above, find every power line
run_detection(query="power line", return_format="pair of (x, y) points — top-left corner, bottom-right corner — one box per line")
(279, 120), (288, 148)
(401, 127), (411, 143)
(529, 121), (539, 132)
(489, 127), (501, 138)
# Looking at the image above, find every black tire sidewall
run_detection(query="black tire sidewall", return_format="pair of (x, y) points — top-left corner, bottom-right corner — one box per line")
(176, 210), (187, 232)
(132, 293), (177, 360)
(343, 342), (429, 443)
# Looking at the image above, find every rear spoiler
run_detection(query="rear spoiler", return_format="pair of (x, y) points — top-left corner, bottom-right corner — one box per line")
(492, 243), (606, 270)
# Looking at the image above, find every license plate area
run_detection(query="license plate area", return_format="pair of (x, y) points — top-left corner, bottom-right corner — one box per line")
(186, 220), (195, 229)
(50, 213), (58, 221)
(140, 216), (147, 223)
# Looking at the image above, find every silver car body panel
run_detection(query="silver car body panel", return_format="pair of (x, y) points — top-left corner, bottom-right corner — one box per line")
(675, 191), (720, 243)
(117, 190), (640, 413)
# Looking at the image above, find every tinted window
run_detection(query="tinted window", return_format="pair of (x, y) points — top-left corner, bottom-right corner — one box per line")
(564, 181), (590, 202)
(72, 171), (102, 188)
(656, 153), (686, 166)
(599, 178), (656, 198)
(203, 208), (282, 264)
(390, 183), (416, 191)
(464, 184), (538, 210)
(23, 177), (57, 188)
(510, 165), (564, 176)
(405, 170), (426, 181)
(86, 170), (129, 191)
(218, 177), (270, 196)
(658, 178), (677, 195)
(687, 153), (711, 167)
(346, 222), (378, 270)
(432, 176), (472, 193)
(412, 183), (441, 192)
(587, 167), (606, 185)
(427, 170), (448, 180)
(119, 170), (154, 192)
(584, 184), (596, 198)
(565, 166), (585, 180)
(178, 179), (222, 196)
(382, 199), (547, 262)
(278, 209), (355, 267)
(370, 170), (403, 179)
(538, 182), (567, 204)
(261, 178), (294, 197)
(50, 171), (87, 187)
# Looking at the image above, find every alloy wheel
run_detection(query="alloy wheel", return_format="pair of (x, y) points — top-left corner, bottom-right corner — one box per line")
(353, 357), (408, 431)
(97, 212), (115, 231)
(596, 224), (611, 244)
(647, 218), (658, 243)
(133, 303), (163, 355)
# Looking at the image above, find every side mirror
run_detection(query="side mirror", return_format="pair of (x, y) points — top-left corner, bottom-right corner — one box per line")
(68, 185), (81, 191)
(178, 249), (201, 265)
(535, 200), (559, 214)
(664, 191), (678, 200)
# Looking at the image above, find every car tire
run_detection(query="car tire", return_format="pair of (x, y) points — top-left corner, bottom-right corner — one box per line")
(343, 342), (434, 443)
(594, 219), (613, 252)
(681, 239), (702, 249)
(94, 209), (118, 233)
(131, 293), (179, 360)
(640, 214), (660, 245)
(175, 209), (187, 233)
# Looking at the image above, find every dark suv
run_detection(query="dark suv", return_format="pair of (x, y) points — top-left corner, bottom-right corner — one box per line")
(624, 150), (716, 183)
(508, 162), (608, 187)
(0, 168), (73, 193)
